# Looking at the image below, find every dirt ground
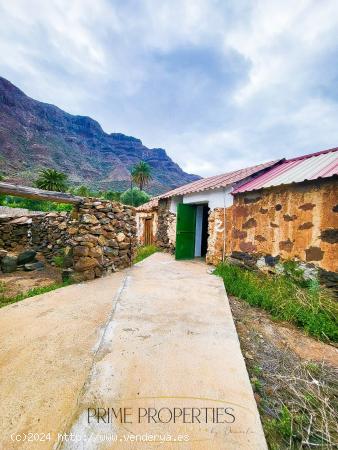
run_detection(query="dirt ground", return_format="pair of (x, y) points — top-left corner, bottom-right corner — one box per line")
(229, 296), (338, 449)
(0, 265), (61, 298)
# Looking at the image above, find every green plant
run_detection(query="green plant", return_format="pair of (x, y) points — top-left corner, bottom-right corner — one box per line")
(0, 280), (72, 309)
(215, 263), (338, 342)
(0, 281), (6, 300)
(133, 245), (159, 264)
(265, 405), (293, 442)
(251, 377), (263, 393)
(131, 161), (153, 191)
(0, 195), (72, 212)
(53, 255), (65, 267)
(35, 168), (69, 192)
(120, 187), (150, 207)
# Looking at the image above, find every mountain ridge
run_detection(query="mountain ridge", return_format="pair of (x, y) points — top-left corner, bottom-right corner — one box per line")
(0, 76), (200, 194)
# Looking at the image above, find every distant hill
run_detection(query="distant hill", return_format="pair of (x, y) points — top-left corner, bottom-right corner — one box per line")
(0, 77), (200, 194)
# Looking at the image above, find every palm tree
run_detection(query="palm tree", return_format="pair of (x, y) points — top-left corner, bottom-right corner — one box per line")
(131, 161), (152, 191)
(35, 168), (68, 192)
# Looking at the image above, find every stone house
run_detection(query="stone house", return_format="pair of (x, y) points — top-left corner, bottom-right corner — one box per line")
(229, 147), (337, 284)
(135, 197), (159, 246)
(136, 147), (337, 287)
(136, 159), (281, 256)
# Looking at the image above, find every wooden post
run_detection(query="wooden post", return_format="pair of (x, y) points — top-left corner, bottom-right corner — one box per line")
(0, 182), (83, 205)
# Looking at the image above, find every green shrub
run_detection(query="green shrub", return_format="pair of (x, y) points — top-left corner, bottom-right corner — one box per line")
(120, 187), (150, 207)
(215, 263), (338, 342)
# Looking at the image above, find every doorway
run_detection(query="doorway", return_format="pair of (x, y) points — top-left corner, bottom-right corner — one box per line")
(143, 218), (153, 245)
(175, 203), (209, 260)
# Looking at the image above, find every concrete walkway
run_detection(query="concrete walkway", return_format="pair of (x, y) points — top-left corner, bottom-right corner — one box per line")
(0, 253), (266, 450)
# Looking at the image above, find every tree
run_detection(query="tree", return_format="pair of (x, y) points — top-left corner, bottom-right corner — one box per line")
(35, 168), (68, 192)
(74, 185), (91, 197)
(120, 187), (150, 207)
(131, 161), (152, 191)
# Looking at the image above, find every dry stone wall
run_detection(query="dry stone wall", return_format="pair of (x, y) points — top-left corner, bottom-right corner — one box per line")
(156, 199), (176, 251)
(0, 199), (137, 281)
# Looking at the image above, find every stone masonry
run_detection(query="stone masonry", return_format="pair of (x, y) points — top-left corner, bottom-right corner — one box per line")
(0, 198), (137, 281)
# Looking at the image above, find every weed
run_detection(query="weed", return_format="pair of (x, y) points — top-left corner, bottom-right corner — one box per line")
(53, 255), (65, 267)
(133, 245), (160, 264)
(0, 280), (72, 309)
(215, 263), (338, 342)
(252, 365), (263, 376)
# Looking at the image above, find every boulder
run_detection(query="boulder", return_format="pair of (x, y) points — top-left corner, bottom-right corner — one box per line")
(24, 261), (45, 271)
(1, 256), (18, 273)
(17, 250), (37, 265)
(74, 257), (99, 272)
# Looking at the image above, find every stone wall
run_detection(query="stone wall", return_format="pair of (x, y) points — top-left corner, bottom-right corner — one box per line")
(156, 199), (176, 251)
(206, 178), (338, 287)
(0, 198), (137, 281)
(231, 179), (337, 272)
(71, 199), (136, 280)
(0, 212), (73, 261)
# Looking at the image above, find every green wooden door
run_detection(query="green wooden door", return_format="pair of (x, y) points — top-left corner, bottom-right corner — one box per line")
(175, 204), (196, 260)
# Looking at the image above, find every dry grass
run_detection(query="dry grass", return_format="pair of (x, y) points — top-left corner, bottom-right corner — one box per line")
(229, 296), (338, 449)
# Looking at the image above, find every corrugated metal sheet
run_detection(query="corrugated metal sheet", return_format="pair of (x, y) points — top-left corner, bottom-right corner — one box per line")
(233, 147), (338, 194)
(160, 160), (280, 198)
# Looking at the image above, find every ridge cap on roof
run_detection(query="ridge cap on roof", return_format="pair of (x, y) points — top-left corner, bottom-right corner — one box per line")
(159, 159), (282, 198)
(285, 146), (338, 163)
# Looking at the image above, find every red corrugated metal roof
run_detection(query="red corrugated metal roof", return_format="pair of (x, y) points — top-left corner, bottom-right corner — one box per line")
(160, 160), (280, 198)
(233, 147), (338, 194)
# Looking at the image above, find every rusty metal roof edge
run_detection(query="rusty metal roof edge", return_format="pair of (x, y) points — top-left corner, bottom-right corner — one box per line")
(233, 173), (338, 195)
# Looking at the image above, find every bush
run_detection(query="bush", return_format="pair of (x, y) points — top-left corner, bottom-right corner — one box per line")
(0, 195), (72, 212)
(120, 187), (150, 207)
(215, 263), (338, 342)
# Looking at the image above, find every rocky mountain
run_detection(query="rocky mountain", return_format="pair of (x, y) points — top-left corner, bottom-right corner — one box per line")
(0, 77), (200, 194)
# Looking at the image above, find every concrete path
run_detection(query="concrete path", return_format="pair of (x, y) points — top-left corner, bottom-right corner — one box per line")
(0, 253), (267, 450)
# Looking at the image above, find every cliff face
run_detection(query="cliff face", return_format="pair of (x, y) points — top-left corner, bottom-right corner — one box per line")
(0, 77), (200, 194)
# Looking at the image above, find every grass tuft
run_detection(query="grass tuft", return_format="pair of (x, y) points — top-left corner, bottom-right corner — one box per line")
(215, 263), (338, 342)
(133, 245), (159, 264)
(0, 280), (72, 309)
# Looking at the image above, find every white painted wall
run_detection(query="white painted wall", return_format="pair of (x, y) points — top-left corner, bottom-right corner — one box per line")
(169, 187), (234, 213)
(169, 196), (183, 213)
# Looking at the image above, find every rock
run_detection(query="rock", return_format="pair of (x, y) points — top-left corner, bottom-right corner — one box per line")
(0, 249), (8, 258)
(82, 269), (96, 280)
(74, 257), (99, 272)
(104, 247), (119, 256)
(73, 246), (89, 257)
(63, 255), (73, 269)
(1, 256), (17, 273)
(81, 214), (99, 225)
(116, 232), (126, 242)
(118, 242), (130, 250)
(24, 261), (44, 271)
(88, 246), (103, 258)
(17, 250), (37, 265)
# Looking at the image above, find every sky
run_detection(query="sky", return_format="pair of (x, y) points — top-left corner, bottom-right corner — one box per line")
(1, 0), (338, 177)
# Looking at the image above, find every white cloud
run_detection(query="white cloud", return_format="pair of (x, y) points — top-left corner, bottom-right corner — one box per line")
(1, 0), (338, 177)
